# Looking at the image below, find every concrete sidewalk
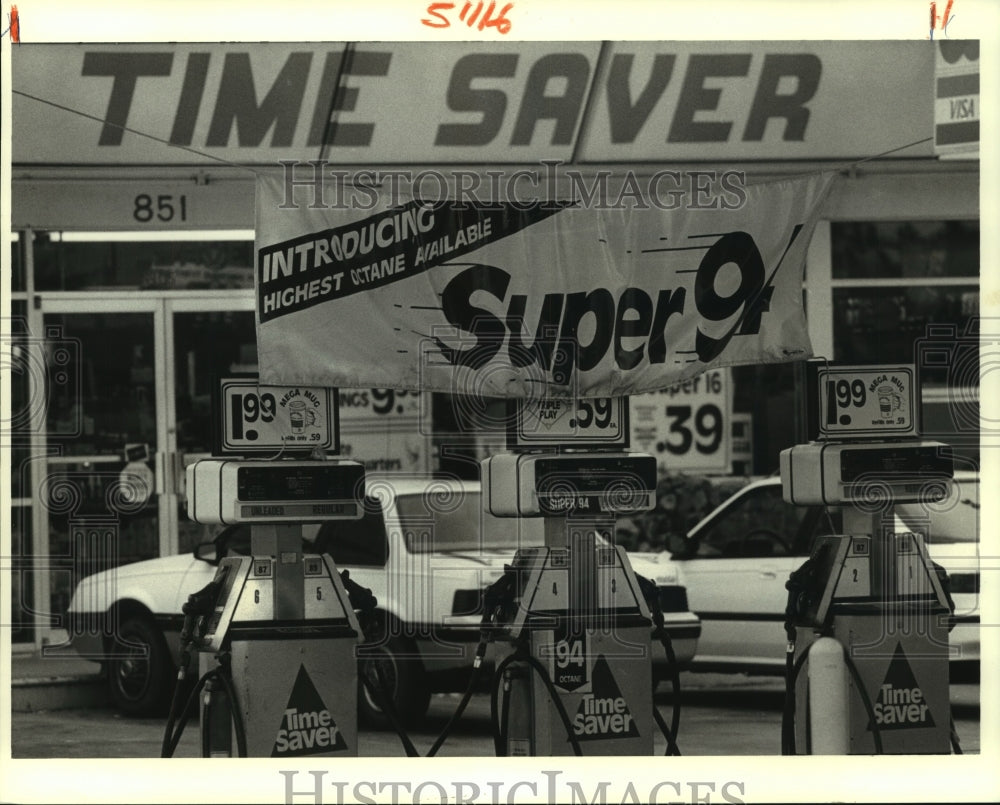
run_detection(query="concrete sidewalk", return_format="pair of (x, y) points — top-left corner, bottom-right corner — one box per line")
(9, 647), (108, 712)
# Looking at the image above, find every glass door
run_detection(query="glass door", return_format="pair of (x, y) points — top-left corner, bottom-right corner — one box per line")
(165, 297), (257, 554)
(36, 299), (167, 631)
(35, 294), (258, 641)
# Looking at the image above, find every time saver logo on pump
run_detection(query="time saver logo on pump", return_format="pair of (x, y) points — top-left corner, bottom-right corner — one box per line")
(572, 656), (640, 741)
(272, 665), (348, 756)
(254, 172), (833, 398)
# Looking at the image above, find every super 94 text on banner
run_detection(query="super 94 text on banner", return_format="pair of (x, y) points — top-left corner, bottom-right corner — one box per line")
(255, 172), (833, 397)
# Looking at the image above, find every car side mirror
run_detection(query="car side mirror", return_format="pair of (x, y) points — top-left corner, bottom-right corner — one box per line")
(667, 534), (693, 558)
(194, 541), (219, 565)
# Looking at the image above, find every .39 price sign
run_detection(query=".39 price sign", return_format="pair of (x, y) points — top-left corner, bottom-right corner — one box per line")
(214, 376), (338, 456)
(629, 369), (732, 472)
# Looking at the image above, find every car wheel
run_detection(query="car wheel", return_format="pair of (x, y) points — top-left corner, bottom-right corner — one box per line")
(357, 635), (430, 730)
(107, 614), (175, 717)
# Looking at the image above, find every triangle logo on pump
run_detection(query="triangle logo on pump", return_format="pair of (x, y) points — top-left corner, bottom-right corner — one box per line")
(272, 664), (348, 756)
(572, 655), (640, 741)
(867, 643), (936, 731)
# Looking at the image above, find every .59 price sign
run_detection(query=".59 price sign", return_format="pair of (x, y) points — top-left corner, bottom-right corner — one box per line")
(508, 397), (629, 449)
(214, 376), (338, 456)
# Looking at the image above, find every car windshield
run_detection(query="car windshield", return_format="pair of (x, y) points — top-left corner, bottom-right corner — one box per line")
(395, 490), (532, 553)
(894, 477), (979, 545)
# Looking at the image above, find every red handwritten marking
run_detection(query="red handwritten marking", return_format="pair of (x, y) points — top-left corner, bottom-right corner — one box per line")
(422, 2), (453, 28)
(3, 5), (19, 42)
(930, 2), (936, 31)
(942, 0), (954, 27)
(421, 0), (512, 34)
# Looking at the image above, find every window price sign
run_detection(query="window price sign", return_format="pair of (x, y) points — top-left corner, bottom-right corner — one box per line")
(629, 368), (731, 472)
(806, 362), (917, 440)
(214, 375), (339, 456)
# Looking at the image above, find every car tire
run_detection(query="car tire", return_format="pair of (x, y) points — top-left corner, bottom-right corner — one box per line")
(107, 614), (175, 717)
(357, 635), (430, 730)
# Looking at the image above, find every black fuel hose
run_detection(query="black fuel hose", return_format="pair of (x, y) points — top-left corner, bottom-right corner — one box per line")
(359, 659), (421, 757)
(161, 663), (248, 758)
(634, 573), (683, 755)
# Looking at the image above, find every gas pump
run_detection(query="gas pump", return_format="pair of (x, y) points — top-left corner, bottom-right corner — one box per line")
(175, 457), (368, 758)
(780, 362), (958, 755)
(482, 398), (675, 757)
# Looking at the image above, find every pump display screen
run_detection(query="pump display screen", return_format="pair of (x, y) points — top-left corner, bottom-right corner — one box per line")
(839, 446), (953, 482)
(534, 455), (657, 491)
(236, 464), (365, 501)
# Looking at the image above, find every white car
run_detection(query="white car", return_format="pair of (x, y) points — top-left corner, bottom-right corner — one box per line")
(638, 473), (980, 678)
(65, 477), (701, 723)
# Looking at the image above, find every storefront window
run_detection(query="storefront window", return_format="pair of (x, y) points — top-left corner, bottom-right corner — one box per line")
(831, 219), (979, 461)
(10, 508), (34, 643)
(173, 310), (258, 553)
(44, 313), (158, 455)
(831, 220), (979, 280)
(174, 311), (257, 454)
(832, 285), (979, 366)
(7, 302), (32, 499)
(33, 236), (254, 291)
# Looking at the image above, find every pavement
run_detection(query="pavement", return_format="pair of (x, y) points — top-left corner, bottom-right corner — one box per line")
(7, 644), (981, 714)
(8, 646), (108, 712)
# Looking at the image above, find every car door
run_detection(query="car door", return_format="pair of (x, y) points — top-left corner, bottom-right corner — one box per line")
(675, 482), (842, 669)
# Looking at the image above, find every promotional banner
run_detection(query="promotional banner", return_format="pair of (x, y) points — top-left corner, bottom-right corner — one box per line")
(255, 171), (833, 398)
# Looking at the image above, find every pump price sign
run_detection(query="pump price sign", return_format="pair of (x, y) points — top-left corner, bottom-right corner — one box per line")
(214, 376), (339, 456)
(806, 362), (917, 440)
(508, 397), (629, 450)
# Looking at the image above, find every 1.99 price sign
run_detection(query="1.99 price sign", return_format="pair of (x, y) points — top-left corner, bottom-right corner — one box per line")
(807, 363), (916, 440)
(629, 369), (732, 472)
(215, 377), (337, 456)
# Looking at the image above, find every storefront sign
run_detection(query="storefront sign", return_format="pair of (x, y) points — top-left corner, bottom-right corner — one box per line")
(254, 171), (833, 398)
(934, 39), (979, 157)
(13, 41), (934, 165)
(11, 181), (255, 230)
